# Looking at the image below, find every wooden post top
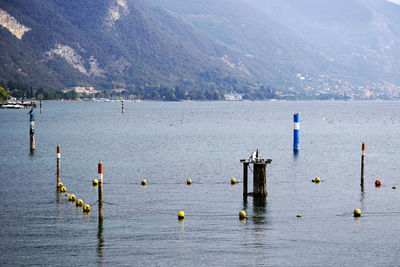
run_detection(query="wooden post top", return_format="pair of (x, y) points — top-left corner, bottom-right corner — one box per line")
(240, 159), (272, 164)
(240, 159), (272, 165)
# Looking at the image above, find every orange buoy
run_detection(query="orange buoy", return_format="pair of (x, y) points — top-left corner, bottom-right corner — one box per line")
(375, 180), (381, 187)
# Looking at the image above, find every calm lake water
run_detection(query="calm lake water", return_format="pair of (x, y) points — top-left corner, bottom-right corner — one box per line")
(1, 100), (400, 266)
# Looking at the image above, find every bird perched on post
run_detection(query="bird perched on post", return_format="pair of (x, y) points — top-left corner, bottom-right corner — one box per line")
(249, 151), (256, 162)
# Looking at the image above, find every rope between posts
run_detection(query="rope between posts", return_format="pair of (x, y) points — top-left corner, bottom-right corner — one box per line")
(103, 181), (241, 186)
(102, 201), (117, 205)
(336, 211), (400, 217)
(98, 200), (239, 217)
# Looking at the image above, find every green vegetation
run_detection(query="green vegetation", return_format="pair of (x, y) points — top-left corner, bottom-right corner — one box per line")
(0, 86), (10, 100)
(1, 80), (77, 100)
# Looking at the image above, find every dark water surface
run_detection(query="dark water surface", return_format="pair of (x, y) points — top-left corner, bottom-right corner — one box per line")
(1, 101), (400, 266)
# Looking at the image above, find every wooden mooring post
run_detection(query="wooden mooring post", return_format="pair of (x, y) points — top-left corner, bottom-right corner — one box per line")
(98, 161), (104, 220)
(361, 143), (365, 191)
(241, 150), (272, 198)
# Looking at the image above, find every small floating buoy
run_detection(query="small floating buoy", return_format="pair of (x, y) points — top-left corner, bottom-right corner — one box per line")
(141, 179), (147, 186)
(231, 178), (237, 185)
(69, 194), (76, 201)
(83, 204), (90, 212)
(354, 209), (361, 217)
(297, 214), (302, 218)
(187, 179), (192, 185)
(76, 199), (83, 207)
(60, 186), (66, 193)
(178, 211), (185, 220)
(239, 210), (246, 219)
(375, 180), (381, 187)
(57, 182), (63, 188)
(93, 179), (98, 186)
(393, 186), (398, 190)
(315, 177), (321, 183)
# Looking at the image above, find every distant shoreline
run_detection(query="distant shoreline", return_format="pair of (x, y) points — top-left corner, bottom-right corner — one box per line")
(7, 98), (399, 104)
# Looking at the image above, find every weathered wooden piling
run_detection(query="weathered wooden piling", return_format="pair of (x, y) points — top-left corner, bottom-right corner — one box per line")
(57, 145), (61, 185)
(98, 161), (104, 220)
(361, 143), (365, 191)
(242, 161), (249, 196)
(40, 100), (42, 113)
(241, 150), (272, 198)
(121, 100), (124, 114)
(29, 113), (35, 152)
(253, 161), (267, 197)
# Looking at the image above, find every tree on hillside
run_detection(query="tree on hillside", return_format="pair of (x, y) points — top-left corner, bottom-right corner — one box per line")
(0, 87), (10, 100)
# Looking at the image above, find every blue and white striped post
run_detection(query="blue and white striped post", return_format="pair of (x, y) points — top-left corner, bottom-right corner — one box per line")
(293, 113), (300, 152)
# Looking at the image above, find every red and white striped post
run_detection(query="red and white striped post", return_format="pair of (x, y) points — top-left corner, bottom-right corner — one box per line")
(121, 100), (124, 114)
(29, 113), (35, 152)
(57, 145), (61, 185)
(361, 143), (365, 191)
(98, 161), (104, 220)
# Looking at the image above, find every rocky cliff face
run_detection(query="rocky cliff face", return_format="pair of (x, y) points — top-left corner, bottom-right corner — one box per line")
(105, 0), (129, 27)
(44, 44), (104, 77)
(0, 8), (30, 39)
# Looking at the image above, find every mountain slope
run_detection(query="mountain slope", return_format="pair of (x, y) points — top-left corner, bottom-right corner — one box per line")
(148, 0), (400, 98)
(1, 0), (399, 98)
(0, 0), (251, 91)
(147, 0), (340, 90)
(247, 0), (400, 85)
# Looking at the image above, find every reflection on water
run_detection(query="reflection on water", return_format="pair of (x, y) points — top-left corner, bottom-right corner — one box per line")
(242, 197), (248, 212)
(178, 219), (185, 233)
(83, 212), (91, 221)
(252, 197), (267, 225)
(97, 219), (104, 266)
(359, 191), (365, 211)
(56, 191), (61, 222)
(293, 150), (299, 161)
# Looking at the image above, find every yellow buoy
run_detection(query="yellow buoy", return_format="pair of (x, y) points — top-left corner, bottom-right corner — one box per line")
(315, 177), (321, 183)
(141, 179), (147, 186)
(231, 178), (237, 185)
(239, 210), (246, 219)
(187, 179), (192, 185)
(83, 204), (91, 212)
(354, 209), (361, 217)
(178, 211), (185, 220)
(60, 186), (66, 193)
(393, 186), (398, 190)
(69, 194), (76, 201)
(57, 182), (63, 188)
(76, 199), (83, 207)
(93, 179), (98, 186)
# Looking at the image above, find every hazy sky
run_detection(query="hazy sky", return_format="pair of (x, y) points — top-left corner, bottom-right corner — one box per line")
(387, 0), (400, 5)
